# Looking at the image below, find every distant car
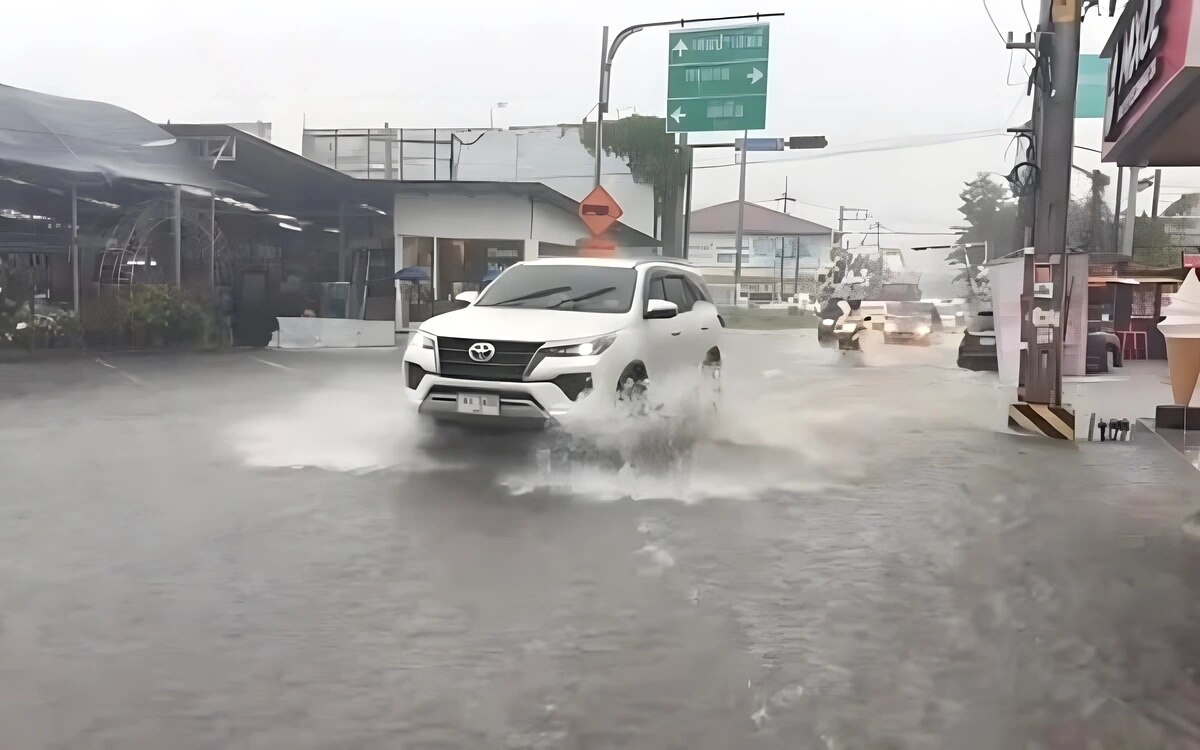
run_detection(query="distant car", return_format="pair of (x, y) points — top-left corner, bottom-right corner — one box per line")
(882, 301), (942, 346)
(957, 311), (997, 371)
(921, 298), (969, 332)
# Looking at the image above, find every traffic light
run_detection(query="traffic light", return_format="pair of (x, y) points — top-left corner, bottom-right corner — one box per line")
(787, 136), (828, 150)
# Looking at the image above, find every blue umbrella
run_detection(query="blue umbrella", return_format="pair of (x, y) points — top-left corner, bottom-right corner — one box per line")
(393, 266), (430, 282)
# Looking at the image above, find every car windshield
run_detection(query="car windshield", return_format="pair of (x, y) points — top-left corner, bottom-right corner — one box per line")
(885, 302), (929, 316)
(475, 265), (637, 313)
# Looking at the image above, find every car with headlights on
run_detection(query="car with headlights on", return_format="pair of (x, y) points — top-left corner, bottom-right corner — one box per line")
(881, 301), (942, 346)
(403, 258), (723, 427)
(817, 298), (874, 351)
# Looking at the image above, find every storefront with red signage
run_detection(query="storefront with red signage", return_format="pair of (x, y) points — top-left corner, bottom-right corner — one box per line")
(1102, 0), (1200, 165)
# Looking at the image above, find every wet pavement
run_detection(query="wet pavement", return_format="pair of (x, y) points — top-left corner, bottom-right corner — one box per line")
(3, 331), (1200, 749)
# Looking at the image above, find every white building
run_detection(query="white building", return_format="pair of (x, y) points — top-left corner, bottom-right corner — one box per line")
(687, 201), (839, 304)
(301, 124), (657, 238)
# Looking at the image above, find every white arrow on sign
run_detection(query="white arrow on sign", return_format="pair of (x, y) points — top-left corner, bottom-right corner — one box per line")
(747, 67), (764, 85)
(670, 107), (686, 123)
(673, 40), (688, 57)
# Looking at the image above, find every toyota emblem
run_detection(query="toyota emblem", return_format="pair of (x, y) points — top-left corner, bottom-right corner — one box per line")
(468, 342), (496, 362)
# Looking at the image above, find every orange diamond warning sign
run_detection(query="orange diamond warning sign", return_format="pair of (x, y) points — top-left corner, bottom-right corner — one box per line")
(578, 186), (623, 236)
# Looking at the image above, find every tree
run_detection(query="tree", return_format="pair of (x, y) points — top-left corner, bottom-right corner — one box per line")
(1132, 213), (1178, 267)
(1066, 170), (1114, 253)
(948, 173), (1017, 301)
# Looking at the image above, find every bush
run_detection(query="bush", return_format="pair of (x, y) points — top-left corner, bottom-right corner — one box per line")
(126, 285), (213, 347)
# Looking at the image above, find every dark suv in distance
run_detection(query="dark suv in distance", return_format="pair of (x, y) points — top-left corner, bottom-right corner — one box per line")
(957, 311), (997, 371)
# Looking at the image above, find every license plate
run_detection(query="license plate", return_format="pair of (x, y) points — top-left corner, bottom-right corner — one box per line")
(981, 337), (996, 346)
(840, 323), (858, 333)
(457, 392), (500, 416)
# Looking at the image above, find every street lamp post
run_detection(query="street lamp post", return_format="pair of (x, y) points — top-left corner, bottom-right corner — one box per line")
(490, 101), (508, 130)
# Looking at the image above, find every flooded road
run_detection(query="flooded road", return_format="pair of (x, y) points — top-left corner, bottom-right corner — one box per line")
(3, 331), (1200, 748)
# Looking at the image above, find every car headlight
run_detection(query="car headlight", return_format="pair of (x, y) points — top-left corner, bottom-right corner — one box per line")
(915, 324), (931, 336)
(408, 332), (436, 350)
(884, 322), (898, 333)
(821, 318), (836, 326)
(543, 333), (616, 357)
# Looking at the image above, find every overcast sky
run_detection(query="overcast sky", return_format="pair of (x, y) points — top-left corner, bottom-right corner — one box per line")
(4, 0), (1189, 278)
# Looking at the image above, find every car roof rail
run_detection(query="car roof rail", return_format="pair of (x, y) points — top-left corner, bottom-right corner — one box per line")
(633, 257), (697, 268)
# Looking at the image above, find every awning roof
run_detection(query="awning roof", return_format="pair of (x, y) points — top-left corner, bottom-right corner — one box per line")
(0, 84), (246, 191)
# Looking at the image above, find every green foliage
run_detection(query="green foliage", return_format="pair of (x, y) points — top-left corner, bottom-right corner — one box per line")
(949, 173), (1017, 302)
(126, 285), (211, 346)
(577, 116), (683, 192)
(1133, 213), (1171, 250)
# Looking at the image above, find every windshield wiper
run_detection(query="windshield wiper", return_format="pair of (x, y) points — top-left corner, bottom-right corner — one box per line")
(547, 286), (617, 309)
(486, 286), (572, 307)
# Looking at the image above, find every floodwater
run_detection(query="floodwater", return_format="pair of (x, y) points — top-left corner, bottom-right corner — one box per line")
(2, 331), (1200, 749)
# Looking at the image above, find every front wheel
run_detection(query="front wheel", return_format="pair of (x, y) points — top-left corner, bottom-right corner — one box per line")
(700, 356), (722, 414)
(616, 362), (650, 416)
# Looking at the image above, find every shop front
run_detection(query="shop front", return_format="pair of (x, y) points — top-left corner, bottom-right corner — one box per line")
(1102, 0), (1200, 165)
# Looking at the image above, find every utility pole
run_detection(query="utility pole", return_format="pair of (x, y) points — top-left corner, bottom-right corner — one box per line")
(681, 134), (694, 259)
(1012, 0), (1081, 416)
(1120, 165), (1140, 256)
(837, 206), (870, 250)
(1112, 166), (1124, 252)
(775, 177), (796, 214)
(1152, 168), (1163, 218)
(733, 131), (749, 304)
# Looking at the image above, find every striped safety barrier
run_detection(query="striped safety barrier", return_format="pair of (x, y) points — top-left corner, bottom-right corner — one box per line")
(1008, 402), (1075, 441)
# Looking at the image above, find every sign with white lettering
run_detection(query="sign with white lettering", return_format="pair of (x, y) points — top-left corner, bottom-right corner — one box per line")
(1105, 0), (1166, 139)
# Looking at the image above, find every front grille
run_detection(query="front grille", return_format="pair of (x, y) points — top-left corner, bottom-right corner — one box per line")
(436, 337), (543, 382)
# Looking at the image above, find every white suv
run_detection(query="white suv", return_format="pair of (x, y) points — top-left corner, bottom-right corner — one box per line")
(403, 258), (723, 426)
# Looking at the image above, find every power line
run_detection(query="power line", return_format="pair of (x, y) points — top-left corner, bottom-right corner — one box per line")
(692, 130), (1008, 170)
(982, 0), (1008, 44)
(1020, 0), (1034, 32)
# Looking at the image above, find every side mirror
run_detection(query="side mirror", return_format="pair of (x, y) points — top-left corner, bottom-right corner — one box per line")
(455, 291), (479, 304)
(644, 298), (679, 319)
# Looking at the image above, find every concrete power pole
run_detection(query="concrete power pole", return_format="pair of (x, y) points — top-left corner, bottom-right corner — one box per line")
(1014, 0), (1081, 425)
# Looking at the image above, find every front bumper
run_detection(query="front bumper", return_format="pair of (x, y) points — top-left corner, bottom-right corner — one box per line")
(404, 345), (601, 427)
(883, 331), (933, 345)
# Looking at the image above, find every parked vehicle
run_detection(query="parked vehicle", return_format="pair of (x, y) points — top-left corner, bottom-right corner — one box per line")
(957, 311), (998, 371)
(403, 258), (723, 427)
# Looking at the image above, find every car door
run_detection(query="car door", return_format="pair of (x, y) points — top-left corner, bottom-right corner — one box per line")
(642, 269), (687, 373)
(659, 273), (701, 371)
(682, 274), (721, 356)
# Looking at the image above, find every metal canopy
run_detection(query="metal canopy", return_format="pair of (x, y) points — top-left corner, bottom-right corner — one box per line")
(0, 84), (238, 191)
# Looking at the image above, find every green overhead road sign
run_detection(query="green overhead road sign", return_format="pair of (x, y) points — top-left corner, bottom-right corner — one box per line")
(666, 23), (770, 133)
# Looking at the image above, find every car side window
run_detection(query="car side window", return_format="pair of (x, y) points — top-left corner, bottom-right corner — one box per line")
(646, 275), (668, 302)
(683, 277), (709, 306)
(662, 276), (693, 313)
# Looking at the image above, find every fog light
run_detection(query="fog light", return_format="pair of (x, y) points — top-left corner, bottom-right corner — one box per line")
(406, 363), (426, 389)
(553, 373), (593, 401)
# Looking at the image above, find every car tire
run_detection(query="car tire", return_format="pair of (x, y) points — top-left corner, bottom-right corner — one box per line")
(616, 362), (650, 415)
(701, 349), (722, 413)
